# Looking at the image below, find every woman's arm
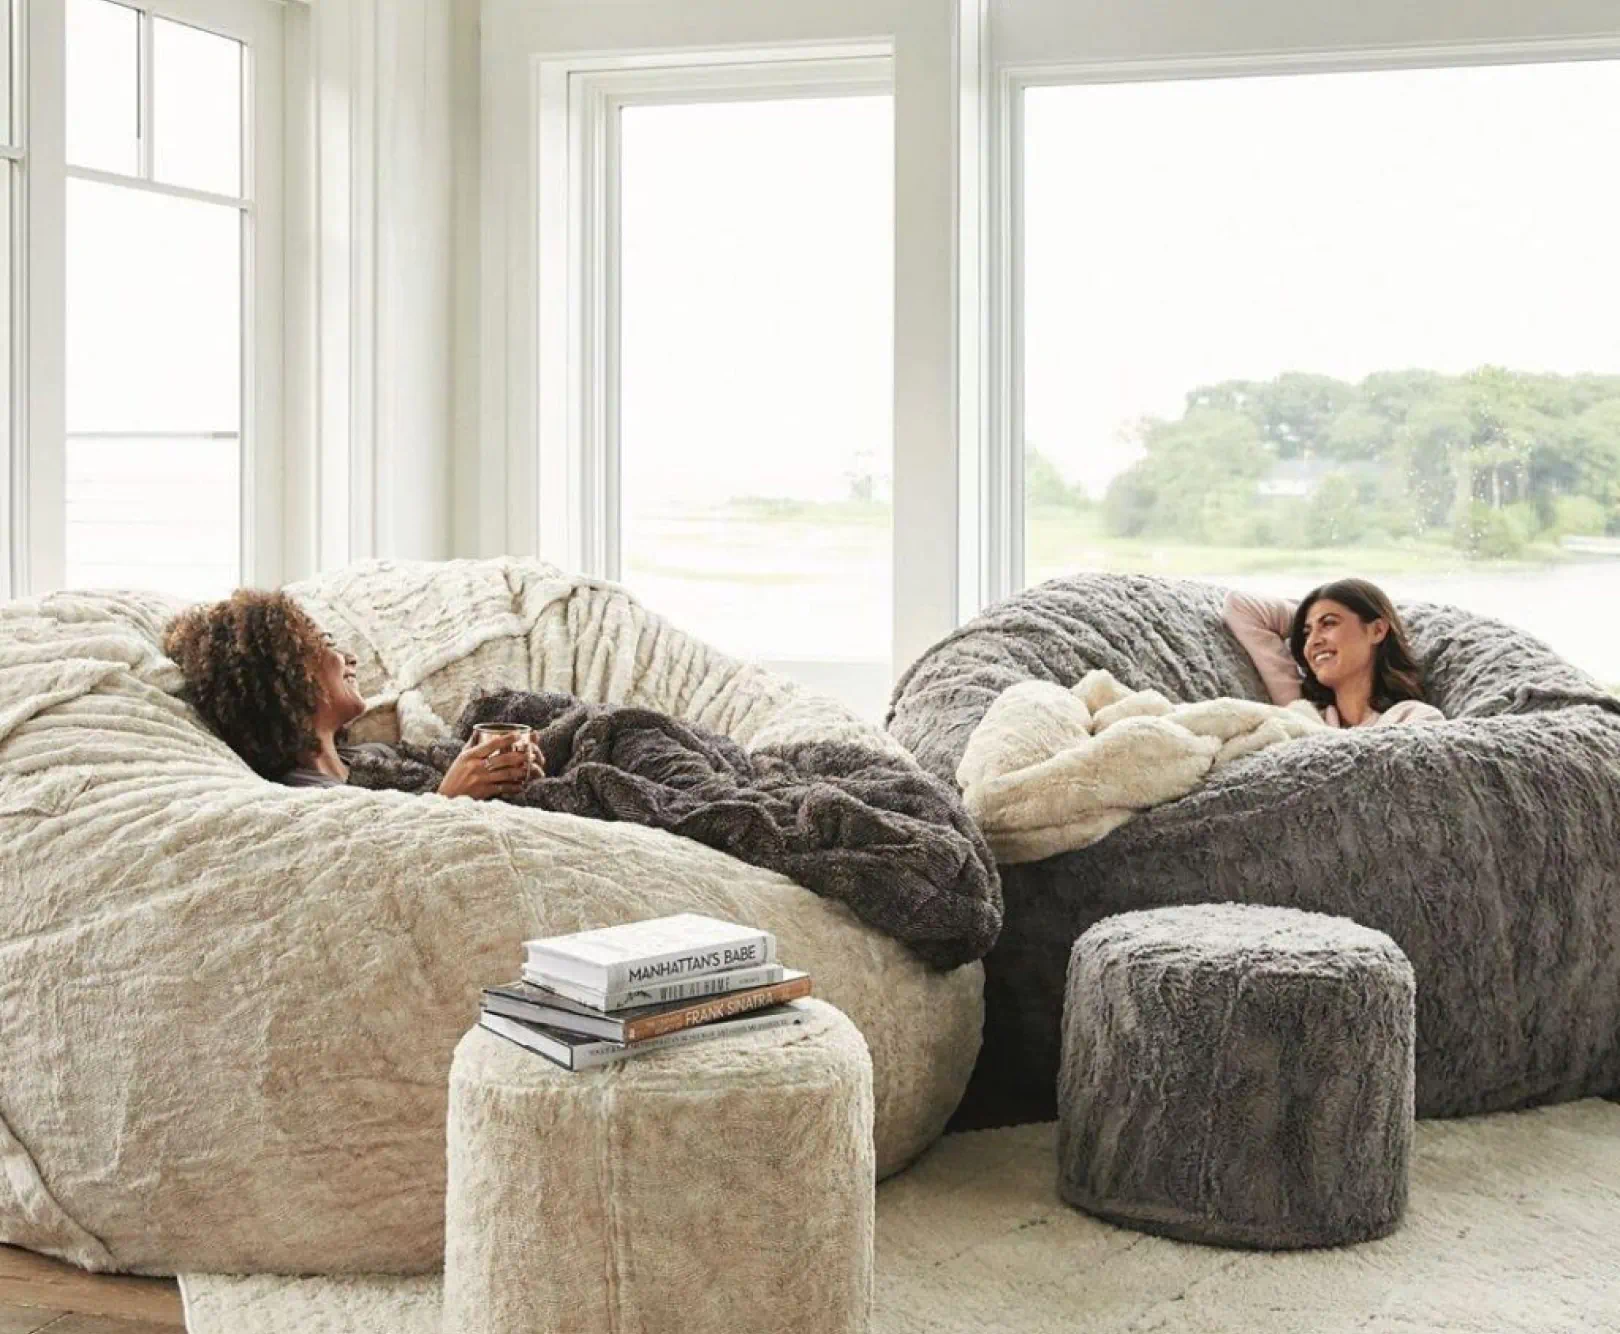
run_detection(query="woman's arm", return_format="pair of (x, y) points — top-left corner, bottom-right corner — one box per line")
(1223, 590), (1304, 706)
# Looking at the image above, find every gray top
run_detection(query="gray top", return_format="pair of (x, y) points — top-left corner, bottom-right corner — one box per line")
(277, 744), (392, 789)
(280, 766), (346, 789)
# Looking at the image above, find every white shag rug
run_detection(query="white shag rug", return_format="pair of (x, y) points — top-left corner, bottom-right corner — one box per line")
(181, 1100), (1620, 1333)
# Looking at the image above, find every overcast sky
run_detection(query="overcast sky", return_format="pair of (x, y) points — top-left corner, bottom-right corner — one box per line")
(618, 58), (1620, 508)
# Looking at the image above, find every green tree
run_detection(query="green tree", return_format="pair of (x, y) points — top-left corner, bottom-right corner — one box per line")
(1025, 445), (1089, 509)
(1305, 472), (1365, 547)
(1103, 408), (1268, 541)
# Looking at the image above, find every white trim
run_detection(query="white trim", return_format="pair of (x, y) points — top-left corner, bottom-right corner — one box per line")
(955, 0), (987, 624)
(347, 0), (377, 562)
(137, 9), (155, 182)
(24, 0), (63, 594)
(311, 0), (354, 572)
(990, 60), (1022, 598)
(281, 0), (316, 578)
(2, 0), (23, 602)
(67, 429), (237, 439)
(65, 163), (252, 212)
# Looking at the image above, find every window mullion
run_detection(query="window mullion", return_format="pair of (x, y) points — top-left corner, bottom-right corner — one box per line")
(599, 95), (622, 583)
(137, 8), (154, 181)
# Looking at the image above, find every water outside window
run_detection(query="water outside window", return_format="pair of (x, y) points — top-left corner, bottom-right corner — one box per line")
(1023, 61), (1620, 685)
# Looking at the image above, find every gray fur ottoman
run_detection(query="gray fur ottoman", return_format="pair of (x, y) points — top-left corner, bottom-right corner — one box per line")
(1057, 904), (1415, 1249)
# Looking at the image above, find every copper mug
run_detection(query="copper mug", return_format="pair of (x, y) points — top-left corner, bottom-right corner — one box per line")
(470, 722), (542, 777)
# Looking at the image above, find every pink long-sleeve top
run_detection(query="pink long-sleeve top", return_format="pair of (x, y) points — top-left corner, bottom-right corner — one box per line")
(1222, 591), (1445, 729)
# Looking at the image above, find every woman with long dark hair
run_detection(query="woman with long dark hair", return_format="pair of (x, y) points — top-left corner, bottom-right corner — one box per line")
(1224, 578), (1444, 727)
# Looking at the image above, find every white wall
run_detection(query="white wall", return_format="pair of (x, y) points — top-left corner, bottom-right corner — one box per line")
(288, 0), (455, 579)
(375, 0), (454, 562)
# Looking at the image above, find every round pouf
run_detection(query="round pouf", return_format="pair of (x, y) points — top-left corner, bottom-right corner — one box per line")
(1057, 904), (1415, 1249)
(443, 998), (874, 1334)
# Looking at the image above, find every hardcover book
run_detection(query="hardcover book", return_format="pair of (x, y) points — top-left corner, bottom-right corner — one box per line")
(484, 970), (812, 1043)
(522, 913), (776, 995)
(478, 1000), (811, 1072)
(518, 960), (788, 1013)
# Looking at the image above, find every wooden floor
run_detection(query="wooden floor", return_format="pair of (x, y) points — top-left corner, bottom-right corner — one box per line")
(0, 1246), (184, 1332)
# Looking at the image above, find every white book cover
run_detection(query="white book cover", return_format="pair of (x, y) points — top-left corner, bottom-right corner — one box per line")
(522, 913), (776, 993)
(515, 961), (789, 1014)
(479, 1000), (810, 1071)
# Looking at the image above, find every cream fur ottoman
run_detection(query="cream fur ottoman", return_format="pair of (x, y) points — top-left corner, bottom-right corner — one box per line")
(443, 999), (874, 1333)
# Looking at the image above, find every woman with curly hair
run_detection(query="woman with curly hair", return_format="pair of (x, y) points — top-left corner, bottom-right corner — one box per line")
(1224, 577), (1445, 728)
(162, 589), (536, 797)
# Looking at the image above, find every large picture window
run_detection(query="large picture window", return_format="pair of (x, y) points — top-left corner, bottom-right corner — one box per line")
(1020, 59), (1620, 681)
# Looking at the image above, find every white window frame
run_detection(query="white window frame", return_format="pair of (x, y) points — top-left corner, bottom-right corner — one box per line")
(478, 0), (974, 697)
(549, 53), (897, 712)
(986, 0), (1620, 601)
(538, 54), (892, 586)
(17, 0), (283, 597)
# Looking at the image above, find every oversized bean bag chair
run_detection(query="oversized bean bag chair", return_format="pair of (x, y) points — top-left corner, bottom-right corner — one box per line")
(0, 558), (983, 1275)
(887, 573), (1620, 1130)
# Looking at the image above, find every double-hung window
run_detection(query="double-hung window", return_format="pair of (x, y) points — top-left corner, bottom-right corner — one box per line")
(13, 0), (282, 600)
(537, 56), (897, 718)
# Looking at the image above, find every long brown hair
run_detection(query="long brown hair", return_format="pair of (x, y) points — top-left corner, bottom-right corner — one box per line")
(162, 590), (327, 779)
(1288, 578), (1426, 712)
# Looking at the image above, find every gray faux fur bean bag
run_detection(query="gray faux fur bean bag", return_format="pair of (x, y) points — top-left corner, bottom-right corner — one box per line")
(887, 573), (1620, 1129)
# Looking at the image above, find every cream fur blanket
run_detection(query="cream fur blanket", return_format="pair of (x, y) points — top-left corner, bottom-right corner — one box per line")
(957, 669), (1328, 862)
(0, 558), (982, 1276)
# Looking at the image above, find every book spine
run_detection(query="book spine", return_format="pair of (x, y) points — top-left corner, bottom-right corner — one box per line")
(571, 1005), (808, 1071)
(599, 930), (776, 993)
(622, 975), (813, 1043)
(528, 961), (785, 1011)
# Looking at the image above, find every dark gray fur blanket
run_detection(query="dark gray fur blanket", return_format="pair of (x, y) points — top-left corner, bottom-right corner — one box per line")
(886, 573), (1620, 1128)
(343, 688), (1001, 969)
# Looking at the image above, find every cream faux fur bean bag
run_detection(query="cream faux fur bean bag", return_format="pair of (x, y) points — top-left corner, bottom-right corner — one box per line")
(0, 558), (982, 1276)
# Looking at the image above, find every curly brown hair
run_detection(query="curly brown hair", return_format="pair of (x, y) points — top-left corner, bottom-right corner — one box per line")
(162, 590), (328, 779)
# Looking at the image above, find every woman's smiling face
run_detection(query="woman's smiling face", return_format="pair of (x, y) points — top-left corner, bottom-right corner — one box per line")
(1300, 597), (1387, 691)
(313, 630), (365, 729)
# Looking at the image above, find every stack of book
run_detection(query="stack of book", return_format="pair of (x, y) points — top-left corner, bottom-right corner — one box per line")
(479, 912), (813, 1071)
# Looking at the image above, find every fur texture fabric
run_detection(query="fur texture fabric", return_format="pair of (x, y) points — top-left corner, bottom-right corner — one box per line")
(178, 1098), (1620, 1334)
(1058, 904), (1415, 1250)
(958, 669), (1328, 861)
(0, 558), (983, 1275)
(444, 1002), (873, 1334)
(344, 686), (1000, 968)
(886, 573), (1620, 1129)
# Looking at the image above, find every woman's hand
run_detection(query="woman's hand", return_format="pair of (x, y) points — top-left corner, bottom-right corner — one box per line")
(437, 734), (536, 801)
